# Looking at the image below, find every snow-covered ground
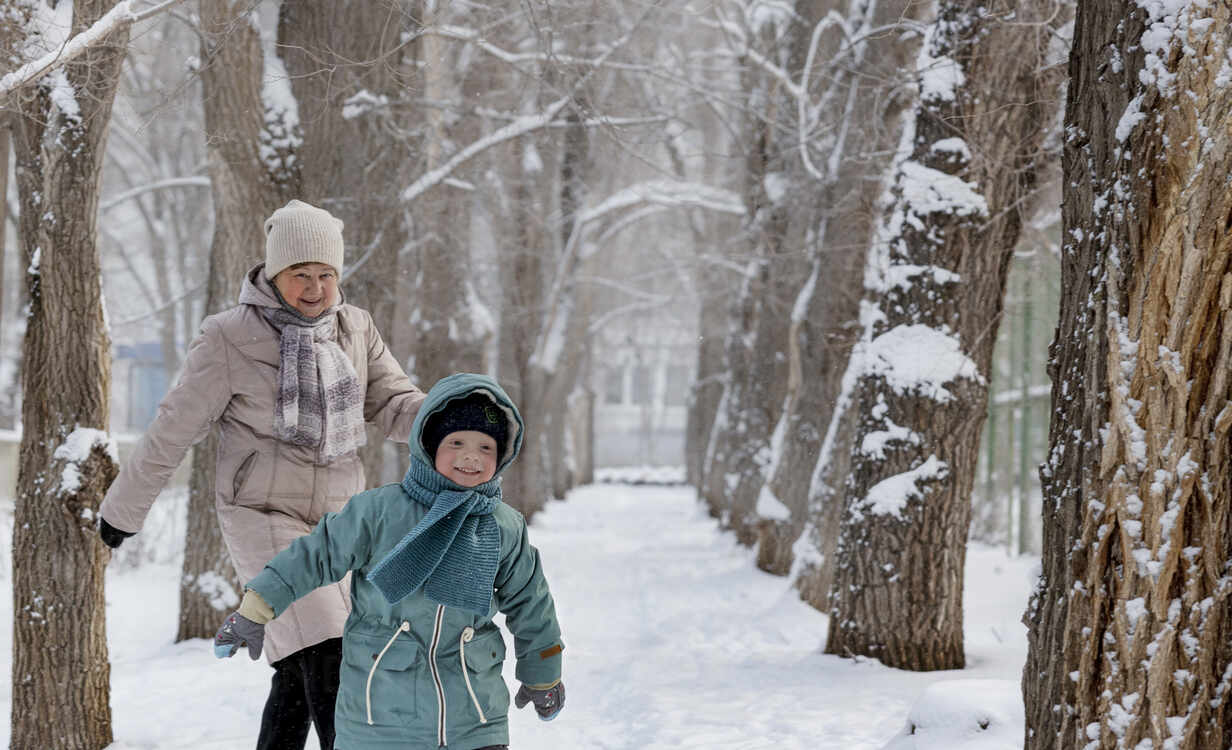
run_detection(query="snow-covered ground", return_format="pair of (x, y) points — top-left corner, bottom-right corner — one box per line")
(0, 484), (1036, 749)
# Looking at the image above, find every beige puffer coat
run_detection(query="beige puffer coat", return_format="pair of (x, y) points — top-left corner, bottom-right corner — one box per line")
(100, 265), (425, 662)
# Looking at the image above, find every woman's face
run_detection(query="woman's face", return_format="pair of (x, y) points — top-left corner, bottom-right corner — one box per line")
(272, 263), (339, 318)
(434, 430), (499, 487)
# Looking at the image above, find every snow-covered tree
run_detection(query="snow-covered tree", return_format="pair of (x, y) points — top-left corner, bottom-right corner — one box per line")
(697, 3), (809, 543)
(1024, 2), (1232, 746)
(825, 0), (1064, 670)
(5, 0), (129, 744)
(405, 1), (493, 389)
(175, 0), (292, 642)
(753, 0), (926, 581)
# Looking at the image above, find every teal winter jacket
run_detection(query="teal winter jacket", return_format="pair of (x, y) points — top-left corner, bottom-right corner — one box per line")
(247, 374), (563, 750)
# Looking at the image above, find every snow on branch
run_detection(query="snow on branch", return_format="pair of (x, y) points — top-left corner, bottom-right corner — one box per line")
(858, 454), (949, 518)
(400, 96), (572, 204)
(896, 161), (989, 228)
(579, 180), (745, 223)
(0, 0), (186, 100)
(863, 324), (983, 402)
(529, 180), (744, 372)
(53, 427), (118, 497)
(100, 176), (212, 212)
(401, 11), (650, 205)
(424, 25), (651, 73)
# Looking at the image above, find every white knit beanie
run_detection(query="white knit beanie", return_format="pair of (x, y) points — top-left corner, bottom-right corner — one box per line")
(263, 199), (345, 279)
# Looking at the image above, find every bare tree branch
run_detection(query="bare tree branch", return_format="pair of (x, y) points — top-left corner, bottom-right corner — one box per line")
(0, 0), (187, 100)
(100, 176), (211, 212)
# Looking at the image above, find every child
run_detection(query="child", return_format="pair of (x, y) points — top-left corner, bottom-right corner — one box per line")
(215, 373), (565, 750)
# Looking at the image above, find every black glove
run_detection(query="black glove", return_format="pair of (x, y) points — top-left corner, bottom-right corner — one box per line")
(214, 611), (265, 660)
(98, 518), (135, 549)
(515, 681), (565, 721)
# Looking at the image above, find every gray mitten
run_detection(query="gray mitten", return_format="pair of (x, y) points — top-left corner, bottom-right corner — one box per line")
(514, 681), (565, 721)
(214, 611), (265, 660)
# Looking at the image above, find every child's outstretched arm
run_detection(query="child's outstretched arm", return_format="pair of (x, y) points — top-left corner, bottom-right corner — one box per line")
(213, 493), (378, 660)
(213, 591), (272, 659)
(493, 513), (565, 719)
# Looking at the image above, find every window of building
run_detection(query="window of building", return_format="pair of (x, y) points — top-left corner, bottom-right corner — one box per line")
(604, 367), (625, 405)
(664, 364), (691, 406)
(632, 365), (653, 405)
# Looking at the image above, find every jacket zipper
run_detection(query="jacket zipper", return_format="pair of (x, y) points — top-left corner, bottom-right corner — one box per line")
(366, 621), (411, 725)
(429, 605), (447, 746)
(459, 626), (487, 723)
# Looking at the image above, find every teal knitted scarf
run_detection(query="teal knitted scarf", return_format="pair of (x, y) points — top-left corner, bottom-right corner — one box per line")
(367, 457), (501, 614)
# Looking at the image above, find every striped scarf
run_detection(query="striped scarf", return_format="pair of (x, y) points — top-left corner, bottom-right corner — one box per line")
(261, 305), (365, 463)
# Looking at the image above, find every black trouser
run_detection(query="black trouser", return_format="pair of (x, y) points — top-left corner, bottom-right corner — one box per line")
(256, 637), (342, 750)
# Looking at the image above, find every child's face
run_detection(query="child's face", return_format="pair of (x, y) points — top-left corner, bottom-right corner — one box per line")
(434, 430), (499, 487)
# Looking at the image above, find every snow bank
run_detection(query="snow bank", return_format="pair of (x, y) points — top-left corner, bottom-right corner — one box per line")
(881, 679), (1024, 750)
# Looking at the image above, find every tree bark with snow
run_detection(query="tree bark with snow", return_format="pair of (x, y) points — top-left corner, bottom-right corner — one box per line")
(177, 0), (291, 641)
(698, 5), (813, 543)
(6, 0), (127, 744)
(825, 0), (1063, 671)
(754, 0), (924, 579)
(277, 0), (419, 484)
(402, 0), (493, 390)
(1023, 2), (1232, 747)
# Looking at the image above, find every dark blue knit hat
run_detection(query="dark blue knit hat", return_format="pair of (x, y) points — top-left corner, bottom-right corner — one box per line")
(423, 392), (509, 461)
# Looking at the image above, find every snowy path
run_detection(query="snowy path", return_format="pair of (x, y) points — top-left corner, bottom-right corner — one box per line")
(0, 484), (1036, 749)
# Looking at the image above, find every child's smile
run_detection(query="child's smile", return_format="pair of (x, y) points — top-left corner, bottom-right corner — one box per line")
(434, 430), (498, 487)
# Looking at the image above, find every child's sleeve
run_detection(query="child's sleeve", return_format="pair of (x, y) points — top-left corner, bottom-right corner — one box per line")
(245, 494), (377, 617)
(493, 513), (564, 687)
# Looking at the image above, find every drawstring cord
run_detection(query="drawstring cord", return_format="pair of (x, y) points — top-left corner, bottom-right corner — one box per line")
(366, 621), (411, 725)
(459, 626), (488, 723)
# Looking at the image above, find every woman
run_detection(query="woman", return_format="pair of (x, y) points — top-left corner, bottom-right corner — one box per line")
(98, 199), (425, 750)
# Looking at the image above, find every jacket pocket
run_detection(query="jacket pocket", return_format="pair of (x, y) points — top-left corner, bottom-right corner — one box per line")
(232, 451), (258, 500)
(461, 627), (508, 721)
(344, 625), (421, 729)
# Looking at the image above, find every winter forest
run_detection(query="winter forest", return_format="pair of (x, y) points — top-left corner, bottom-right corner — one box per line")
(0, 0), (1230, 748)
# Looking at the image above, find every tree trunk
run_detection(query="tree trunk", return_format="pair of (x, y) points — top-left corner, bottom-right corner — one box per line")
(499, 129), (554, 518)
(757, 0), (920, 578)
(8, 2), (127, 746)
(0, 123), (8, 414)
(544, 110), (591, 500)
(1023, 2), (1232, 747)
(278, 1), (416, 483)
(401, 2), (490, 389)
(1016, 264), (1034, 556)
(685, 266), (729, 493)
(825, 0), (1062, 671)
(178, 0), (289, 641)
(699, 3), (814, 541)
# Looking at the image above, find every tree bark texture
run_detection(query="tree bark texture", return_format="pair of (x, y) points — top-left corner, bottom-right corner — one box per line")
(278, 0), (416, 483)
(403, 1), (491, 389)
(698, 4), (817, 542)
(680, 20), (745, 500)
(498, 130), (555, 519)
(544, 110), (592, 500)
(8, 1), (127, 746)
(826, 0), (1063, 671)
(1024, 2), (1232, 747)
(757, 0), (922, 578)
(178, 0), (290, 641)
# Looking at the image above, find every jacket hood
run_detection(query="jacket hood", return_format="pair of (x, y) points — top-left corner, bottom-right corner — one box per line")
(409, 373), (523, 479)
(237, 263), (282, 309)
